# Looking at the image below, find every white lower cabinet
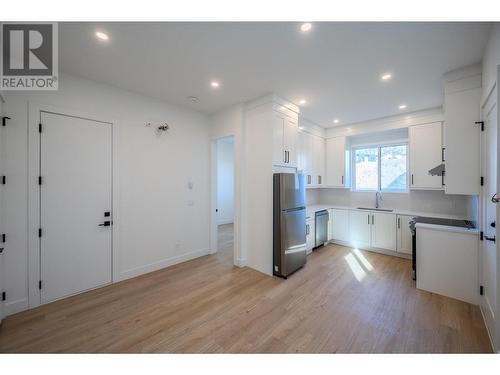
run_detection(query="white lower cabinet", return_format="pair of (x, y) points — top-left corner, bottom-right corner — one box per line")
(370, 212), (397, 251)
(306, 217), (315, 254)
(348, 210), (371, 248)
(319, 207), (411, 257)
(329, 208), (349, 242)
(396, 215), (413, 254)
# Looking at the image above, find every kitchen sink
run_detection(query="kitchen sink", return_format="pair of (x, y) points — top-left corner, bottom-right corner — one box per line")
(357, 207), (394, 212)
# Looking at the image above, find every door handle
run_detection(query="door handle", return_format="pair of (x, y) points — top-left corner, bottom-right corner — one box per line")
(484, 235), (496, 243)
(98, 221), (111, 227)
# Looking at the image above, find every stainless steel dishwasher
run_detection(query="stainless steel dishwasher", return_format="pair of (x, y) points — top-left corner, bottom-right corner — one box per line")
(315, 210), (329, 248)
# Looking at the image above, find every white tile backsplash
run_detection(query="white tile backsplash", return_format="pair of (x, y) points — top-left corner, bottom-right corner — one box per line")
(307, 188), (476, 219)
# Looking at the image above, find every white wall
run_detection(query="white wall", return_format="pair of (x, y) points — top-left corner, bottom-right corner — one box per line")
(216, 137), (234, 225)
(2, 73), (211, 315)
(482, 23), (500, 102)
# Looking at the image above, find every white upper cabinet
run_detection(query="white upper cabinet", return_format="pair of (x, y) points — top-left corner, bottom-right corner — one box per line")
(409, 122), (443, 190)
(311, 135), (325, 186)
(273, 111), (298, 168)
(443, 65), (481, 195)
(297, 129), (325, 188)
(297, 130), (313, 185)
(326, 136), (347, 188)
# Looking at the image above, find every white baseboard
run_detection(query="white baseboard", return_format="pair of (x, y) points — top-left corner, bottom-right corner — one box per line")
(5, 298), (29, 317)
(234, 258), (246, 267)
(479, 298), (497, 352)
(118, 248), (211, 282)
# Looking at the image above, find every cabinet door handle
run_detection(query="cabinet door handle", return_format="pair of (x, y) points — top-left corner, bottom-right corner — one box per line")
(372, 214), (374, 225)
(442, 147), (445, 162)
(368, 214), (370, 225)
(307, 175), (311, 184)
(398, 217), (400, 229)
(411, 174), (414, 185)
(318, 175), (321, 185)
(341, 175), (344, 185)
(306, 224), (309, 235)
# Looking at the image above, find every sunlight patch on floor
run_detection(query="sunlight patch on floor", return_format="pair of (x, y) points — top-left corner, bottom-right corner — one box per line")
(344, 253), (366, 282)
(352, 248), (373, 271)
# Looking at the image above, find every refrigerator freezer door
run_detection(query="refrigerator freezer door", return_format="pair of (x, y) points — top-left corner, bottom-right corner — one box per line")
(281, 208), (307, 275)
(280, 173), (306, 210)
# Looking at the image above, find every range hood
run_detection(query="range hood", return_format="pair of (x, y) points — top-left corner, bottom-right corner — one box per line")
(428, 163), (445, 176)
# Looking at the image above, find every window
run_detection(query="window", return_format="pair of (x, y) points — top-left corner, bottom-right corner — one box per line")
(352, 143), (407, 192)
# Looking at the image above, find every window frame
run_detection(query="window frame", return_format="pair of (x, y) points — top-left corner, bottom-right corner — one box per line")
(351, 140), (409, 193)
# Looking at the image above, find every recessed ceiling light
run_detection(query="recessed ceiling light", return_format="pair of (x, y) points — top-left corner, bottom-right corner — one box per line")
(95, 31), (109, 41)
(333, 119), (340, 124)
(298, 126), (305, 130)
(299, 99), (307, 105)
(399, 104), (407, 110)
(381, 73), (392, 81)
(300, 23), (312, 32)
(210, 81), (220, 88)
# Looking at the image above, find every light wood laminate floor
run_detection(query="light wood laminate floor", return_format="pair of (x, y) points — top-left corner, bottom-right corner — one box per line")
(0, 225), (492, 353)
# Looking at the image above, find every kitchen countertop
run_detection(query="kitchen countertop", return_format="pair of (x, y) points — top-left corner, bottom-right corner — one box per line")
(415, 222), (479, 234)
(306, 204), (471, 221)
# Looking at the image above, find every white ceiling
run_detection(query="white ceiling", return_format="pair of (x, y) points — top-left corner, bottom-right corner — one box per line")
(59, 22), (492, 127)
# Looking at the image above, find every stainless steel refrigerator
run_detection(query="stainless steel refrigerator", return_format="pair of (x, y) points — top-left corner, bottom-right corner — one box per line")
(273, 173), (307, 278)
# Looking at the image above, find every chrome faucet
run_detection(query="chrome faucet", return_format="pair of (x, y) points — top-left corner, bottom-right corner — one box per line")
(375, 192), (383, 209)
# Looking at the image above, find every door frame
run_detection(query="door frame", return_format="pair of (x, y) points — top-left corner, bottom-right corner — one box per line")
(27, 102), (120, 309)
(479, 82), (498, 351)
(210, 135), (241, 266)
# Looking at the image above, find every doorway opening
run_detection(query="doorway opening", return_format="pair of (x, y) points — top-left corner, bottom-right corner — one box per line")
(212, 136), (235, 263)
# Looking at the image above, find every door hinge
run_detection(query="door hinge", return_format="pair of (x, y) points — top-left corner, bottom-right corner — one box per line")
(1, 291), (6, 301)
(39, 123), (43, 133)
(1, 175), (5, 185)
(1, 233), (5, 243)
(38, 228), (42, 238)
(480, 231), (484, 241)
(480, 285), (484, 295)
(2, 116), (11, 126)
(475, 121), (484, 131)
(38, 280), (42, 290)
(38, 176), (43, 185)
(480, 177), (484, 186)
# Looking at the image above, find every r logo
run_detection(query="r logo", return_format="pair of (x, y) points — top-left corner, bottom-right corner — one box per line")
(2, 24), (53, 75)
(1, 22), (58, 90)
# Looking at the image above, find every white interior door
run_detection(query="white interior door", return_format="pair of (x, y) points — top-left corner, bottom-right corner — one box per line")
(481, 97), (497, 347)
(40, 111), (112, 304)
